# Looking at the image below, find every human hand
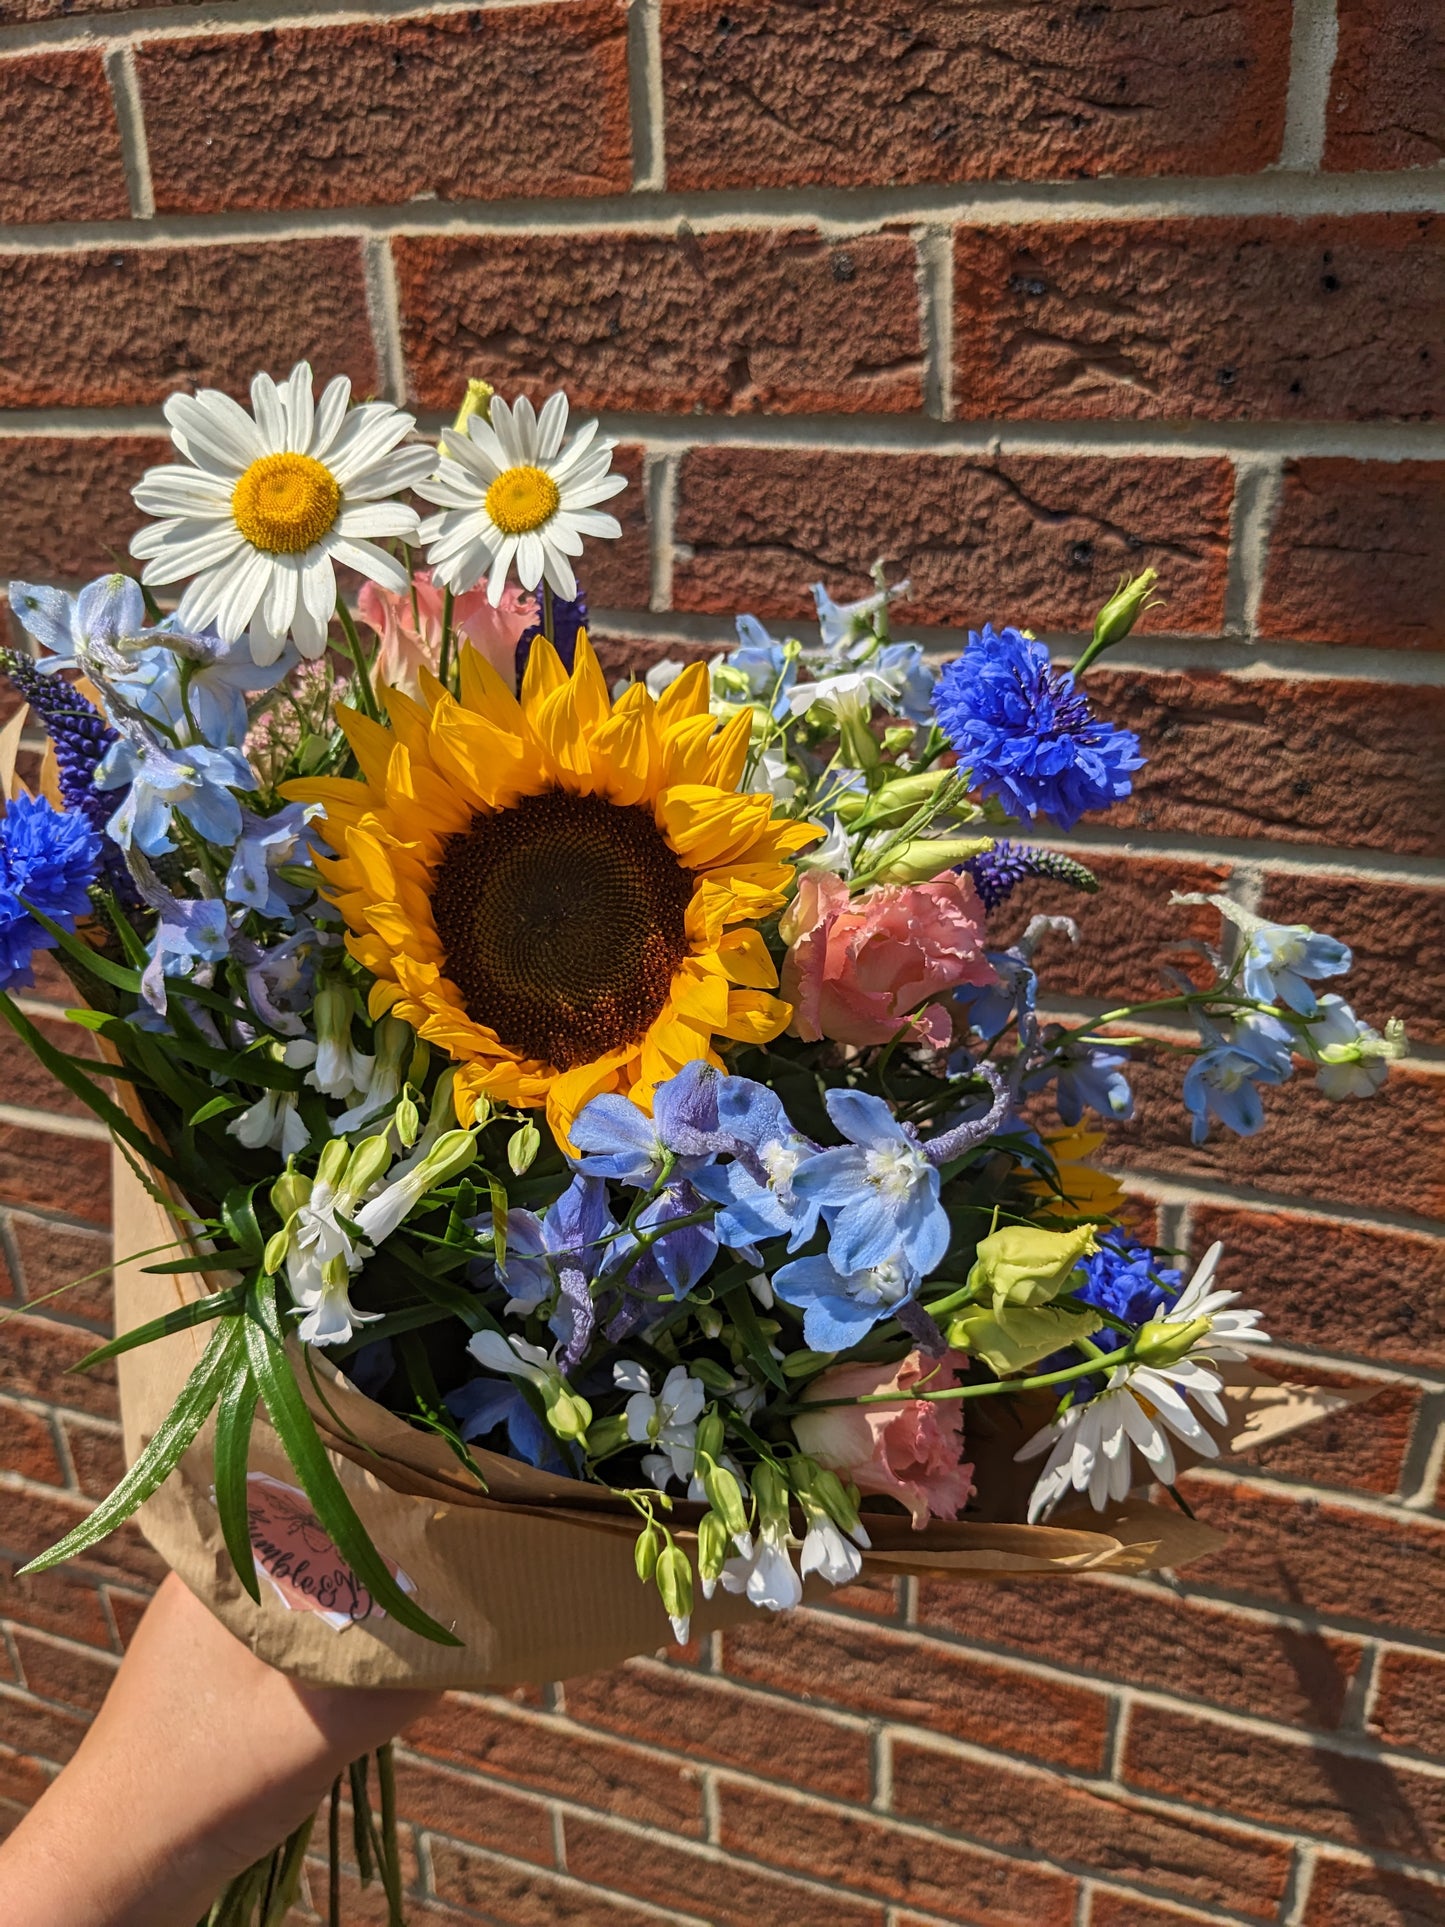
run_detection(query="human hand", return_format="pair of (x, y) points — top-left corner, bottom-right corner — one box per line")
(0, 1571), (440, 1927)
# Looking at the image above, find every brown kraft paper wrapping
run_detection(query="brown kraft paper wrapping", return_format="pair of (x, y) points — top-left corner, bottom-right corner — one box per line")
(111, 1150), (1369, 1690)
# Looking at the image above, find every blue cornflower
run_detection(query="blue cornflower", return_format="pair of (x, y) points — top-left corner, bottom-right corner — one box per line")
(964, 841), (1099, 913)
(570, 1059), (727, 1184)
(772, 1251), (920, 1352)
(932, 626), (1144, 829)
(792, 1089), (951, 1278)
(690, 1075), (822, 1253)
(1040, 1232), (1182, 1396)
(1240, 918), (1352, 1017)
(95, 717), (255, 856)
(724, 615), (797, 719)
(0, 793), (102, 991)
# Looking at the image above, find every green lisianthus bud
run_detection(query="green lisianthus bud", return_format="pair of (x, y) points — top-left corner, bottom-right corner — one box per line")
(452, 378), (494, 434)
(584, 1414), (630, 1458)
(420, 1128), (480, 1187)
(946, 1302), (1104, 1374)
(345, 1134), (393, 1199)
(967, 1223), (1099, 1311)
(316, 1137), (352, 1191)
(872, 836), (994, 885)
(263, 1227), (292, 1276)
(696, 1411), (725, 1463)
(634, 1521), (661, 1584)
(507, 1122), (541, 1175)
(655, 1542), (694, 1624)
(696, 1304), (724, 1340)
(544, 1383), (592, 1441)
(395, 1092), (421, 1150)
(881, 725), (915, 754)
(271, 1165), (312, 1222)
(406, 1037), (431, 1087)
(781, 1348), (837, 1379)
(697, 1510), (730, 1585)
(1134, 1312), (1212, 1369)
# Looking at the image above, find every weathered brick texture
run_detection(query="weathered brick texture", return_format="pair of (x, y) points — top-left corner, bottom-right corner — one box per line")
(0, 4), (1441, 1922)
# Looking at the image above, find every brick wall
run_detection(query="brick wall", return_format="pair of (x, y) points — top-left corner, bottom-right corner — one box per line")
(1, 2), (1442, 1922)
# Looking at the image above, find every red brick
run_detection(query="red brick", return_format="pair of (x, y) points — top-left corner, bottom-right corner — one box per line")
(672, 449), (1232, 633)
(0, 436), (164, 593)
(138, 6), (630, 215)
(0, 1683), (91, 1767)
(405, 1697), (702, 1835)
(953, 217), (1443, 422)
(1090, 668), (1445, 856)
(399, 226), (922, 418)
(1225, 1362), (1419, 1499)
(1255, 872), (1445, 1048)
(661, 0), (1291, 190)
(1192, 1208), (1445, 1374)
(1090, 1897), (1232, 1927)
(1370, 1650), (1445, 1757)
(102, 1587), (149, 1650)
(0, 1746), (53, 1809)
(1109, 1052), (1443, 1219)
(1325, 0), (1445, 172)
(1303, 1853), (1445, 1926)
(914, 1578), (1362, 1732)
(561, 1654), (871, 1800)
(59, 1420), (124, 1504)
(11, 1630), (116, 1717)
(1182, 1478), (1445, 1638)
(716, 1780), (1077, 1925)
(428, 1838), (685, 1926)
(563, 1814), (887, 1927)
(0, 1126), (109, 1227)
(721, 1610), (1109, 1773)
(0, 241), (377, 410)
(0, 1311), (116, 1421)
(583, 444), (650, 613)
(0, 1402), (63, 1490)
(1258, 460), (1445, 651)
(590, 633), (714, 689)
(0, 1555), (114, 1652)
(890, 1741), (1292, 1918)
(0, 1487), (163, 1593)
(0, 1013), (105, 1123)
(389, 1754), (552, 1867)
(0, 50), (129, 226)
(1125, 1702), (1445, 1858)
(6, 1213), (113, 1328)
(0, 0), (188, 16)
(989, 854), (1231, 1005)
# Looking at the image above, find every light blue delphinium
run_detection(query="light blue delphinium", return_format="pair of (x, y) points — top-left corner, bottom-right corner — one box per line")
(1047, 1038), (1134, 1126)
(791, 1089), (951, 1278)
(570, 1058), (727, 1184)
(225, 802), (321, 917)
(689, 1075), (822, 1254)
(6, 573), (144, 675)
(139, 889), (233, 1015)
(1181, 1026), (1290, 1144)
(110, 624), (295, 752)
(725, 615), (797, 720)
(812, 576), (909, 661)
(1239, 917), (1352, 1017)
(1303, 995), (1404, 1100)
(474, 1173), (618, 1370)
(871, 641), (936, 726)
(772, 1251), (920, 1352)
(955, 948), (1038, 1042)
(95, 715), (255, 856)
(0, 792), (102, 992)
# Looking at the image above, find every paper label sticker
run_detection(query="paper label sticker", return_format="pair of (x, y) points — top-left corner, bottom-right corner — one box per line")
(243, 1473), (414, 1632)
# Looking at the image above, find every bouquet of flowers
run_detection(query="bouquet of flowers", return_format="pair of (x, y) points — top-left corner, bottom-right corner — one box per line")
(0, 365), (1400, 1921)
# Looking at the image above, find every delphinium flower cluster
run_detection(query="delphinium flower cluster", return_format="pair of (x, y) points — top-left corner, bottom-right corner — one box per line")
(0, 366), (1403, 1647)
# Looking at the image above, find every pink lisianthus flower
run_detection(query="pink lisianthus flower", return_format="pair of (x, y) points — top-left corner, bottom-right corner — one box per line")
(779, 869), (993, 1050)
(791, 1350), (974, 1528)
(357, 570), (535, 698)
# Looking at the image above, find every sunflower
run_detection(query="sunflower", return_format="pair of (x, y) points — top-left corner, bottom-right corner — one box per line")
(1026, 1126), (1127, 1222)
(286, 634), (818, 1146)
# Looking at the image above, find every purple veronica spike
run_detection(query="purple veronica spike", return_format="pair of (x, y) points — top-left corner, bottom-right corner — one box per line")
(515, 584), (588, 684)
(921, 1061), (1011, 1167)
(964, 841), (1099, 913)
(893, 1296), (949, 1357)
(556, 1265), (596, 1375)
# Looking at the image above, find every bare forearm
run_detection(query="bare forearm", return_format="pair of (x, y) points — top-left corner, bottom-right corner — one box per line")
(0, 1574), (438, 1927)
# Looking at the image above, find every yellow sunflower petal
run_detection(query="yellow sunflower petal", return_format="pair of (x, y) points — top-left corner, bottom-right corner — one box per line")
(658, 786), (776, 867)
(335, 705), (401, 791)
(655, 660), (709, 725)
(521, 633), (569, 711)
(716, 988), (792, 1045)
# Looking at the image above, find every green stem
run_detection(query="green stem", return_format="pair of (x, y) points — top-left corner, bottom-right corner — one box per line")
(541, 581), (555, 646)
(793, 1342), (1137, 1413)
(439, 586), (456, 692)
(335, 596), (380, 722)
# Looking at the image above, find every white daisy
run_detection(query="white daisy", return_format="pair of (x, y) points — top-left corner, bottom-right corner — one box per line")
(416, 391), (627, 607)
(130, 363), (434, 666)
(1016, 1242), (1270, 1522)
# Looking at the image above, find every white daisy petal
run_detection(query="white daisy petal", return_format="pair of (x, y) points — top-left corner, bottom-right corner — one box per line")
(132, 466), (235, 517)
(165, 391), (266, 474)
(214, 547), (274, 642)
(488, 536), (520, 604)
(541, 546), (577, 602)
(291, 588), (328, 659)
(327, 405), (417, 487)
(328, 537), (409, 593)
(283, 362), (314, 453)
(135, 521), (248, 583)
(458, 419), (509, 476)
(536, 390), (569, 461)
(336, 500), (421, 541)
(515, 531), (546, 588)
(343, 445), (433, 502)
(249, 370), (288, 450)
(301, 548), (337, 629)
(263, 558), (299, 638)
(311, 374), (352, 458)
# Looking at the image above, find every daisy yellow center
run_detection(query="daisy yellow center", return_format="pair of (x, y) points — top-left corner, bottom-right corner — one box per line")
(232, 452), (342, 555)
(430, 789), (693, 1071)
(485, 464), (561, 537)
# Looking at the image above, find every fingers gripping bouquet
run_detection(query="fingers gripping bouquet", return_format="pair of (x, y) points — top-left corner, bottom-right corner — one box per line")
(2, 368), (1402, 1669)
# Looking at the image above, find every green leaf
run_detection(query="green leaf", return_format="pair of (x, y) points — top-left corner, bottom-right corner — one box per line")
(242, 1279), (461, 1647)
(720, 1282), (788, 1392)
(140, 1251), (253, 1275)
(221, 1187), (267, 1264)
(69, 1283), (247, 1371)
(213, 1364), (262, 1604)
(0, 992), (185, 1185)
(191, 1095), (243, 1127)
(17, 901), (144, 993)
(21, 1321), (240, 1575)
(484, 1169), (508, 1271)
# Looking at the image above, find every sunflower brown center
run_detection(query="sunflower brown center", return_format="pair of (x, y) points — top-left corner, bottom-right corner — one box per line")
(430, 788), (694, 1070)
(231, 452), (341, 554)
